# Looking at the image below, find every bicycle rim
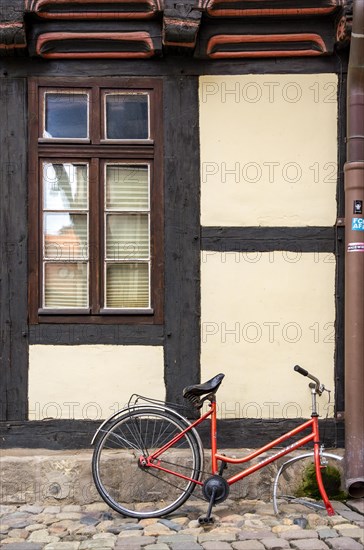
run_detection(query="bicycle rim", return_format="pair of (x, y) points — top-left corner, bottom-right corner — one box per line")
(92, 406), (202, 518)
(273, 452), (344, 516)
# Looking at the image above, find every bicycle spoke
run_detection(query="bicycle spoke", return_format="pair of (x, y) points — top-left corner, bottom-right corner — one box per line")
(101, 427), (143, 453)
(92, 407), (202, 518)
(124, 415), (149, 455)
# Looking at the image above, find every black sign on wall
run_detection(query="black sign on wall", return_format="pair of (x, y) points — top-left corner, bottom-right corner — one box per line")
(354, 200), (363, 215)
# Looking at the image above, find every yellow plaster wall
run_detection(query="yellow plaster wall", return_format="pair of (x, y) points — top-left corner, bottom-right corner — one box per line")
(28, 345), (164, 420)
(201, 252), (336, 418)
(199, 74), (338, 227)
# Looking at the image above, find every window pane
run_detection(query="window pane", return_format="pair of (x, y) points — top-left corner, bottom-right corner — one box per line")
(106, 165), (149, 211)
(43, 163), (88, 210)
(106, 214), (149, 260)
(105, 94), (148, 140)
(44, 213), (88, 260)
(45, 93), (88, 138)
(44, 263), (88, 308)
(106, 263), (149, 308)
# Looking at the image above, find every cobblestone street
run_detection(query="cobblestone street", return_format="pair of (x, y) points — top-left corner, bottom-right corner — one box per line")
(1, 499), (363, 550)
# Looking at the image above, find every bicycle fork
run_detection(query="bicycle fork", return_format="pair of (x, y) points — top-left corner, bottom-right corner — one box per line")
(309, 380), (335, 517)
(312, 417), (335, 516)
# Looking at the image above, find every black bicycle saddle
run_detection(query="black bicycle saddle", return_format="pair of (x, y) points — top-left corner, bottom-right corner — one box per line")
(183, 373), (225, 398)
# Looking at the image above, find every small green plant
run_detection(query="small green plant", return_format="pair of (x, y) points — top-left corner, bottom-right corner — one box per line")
(296, 463), (347, 501)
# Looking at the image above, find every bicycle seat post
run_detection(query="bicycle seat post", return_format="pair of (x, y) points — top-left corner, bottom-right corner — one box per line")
(208, 394), (218, 475)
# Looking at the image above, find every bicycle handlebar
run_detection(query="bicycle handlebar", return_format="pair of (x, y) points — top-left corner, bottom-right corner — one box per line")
(294, 365), (323, 394)
(294, 365), (309, 377)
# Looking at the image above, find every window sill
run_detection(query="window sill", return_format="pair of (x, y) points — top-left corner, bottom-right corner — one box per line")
(99, 308), (154, 315)
(38, 308), (154, 315)
(100, 139), (154, 145)
(31, 312), (161, 325)
(38, 308), (91, 315)
(38, 138), (91, 144)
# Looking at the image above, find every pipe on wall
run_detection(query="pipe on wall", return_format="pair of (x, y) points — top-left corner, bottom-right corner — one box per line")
(344, 0), (364, 498)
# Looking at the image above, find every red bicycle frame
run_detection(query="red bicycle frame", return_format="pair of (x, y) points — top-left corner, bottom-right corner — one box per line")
(146, 397), (335, 516)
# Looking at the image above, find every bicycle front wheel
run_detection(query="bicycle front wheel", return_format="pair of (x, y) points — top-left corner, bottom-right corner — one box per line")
(92, 406), (202, 518)
(273, 452), (344, 515)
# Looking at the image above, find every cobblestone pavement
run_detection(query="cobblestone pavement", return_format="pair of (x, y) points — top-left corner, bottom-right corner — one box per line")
(1, 499), (363, 550)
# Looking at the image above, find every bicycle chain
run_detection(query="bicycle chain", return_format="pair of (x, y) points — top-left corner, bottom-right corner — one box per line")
(141, 458), (211, 502)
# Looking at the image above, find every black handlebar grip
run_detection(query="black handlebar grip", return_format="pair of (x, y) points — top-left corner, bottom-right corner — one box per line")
(294, 365), (309, 376)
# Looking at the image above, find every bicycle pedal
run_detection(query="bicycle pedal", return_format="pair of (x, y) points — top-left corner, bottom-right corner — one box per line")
(198, 516), (215, 525)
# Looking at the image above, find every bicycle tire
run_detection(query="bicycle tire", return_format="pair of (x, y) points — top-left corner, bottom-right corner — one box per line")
(272, 451), (344, 515)
(92, 406), (202, 518)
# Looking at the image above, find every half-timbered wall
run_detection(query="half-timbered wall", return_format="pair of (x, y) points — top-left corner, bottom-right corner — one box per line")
(0, 0), (349, 446)
(200, 74), (338, 418)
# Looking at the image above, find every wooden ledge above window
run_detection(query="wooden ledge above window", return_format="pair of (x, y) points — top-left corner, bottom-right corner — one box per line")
(1, 0), (351, 58)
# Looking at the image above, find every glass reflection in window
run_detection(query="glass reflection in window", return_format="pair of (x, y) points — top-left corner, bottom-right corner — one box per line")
(105, 93), (149, 140)
(44, 92), (88, 139)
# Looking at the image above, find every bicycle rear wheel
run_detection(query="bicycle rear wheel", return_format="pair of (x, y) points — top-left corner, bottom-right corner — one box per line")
(273, 452), (344, 515)
(92, 406), (202, 518)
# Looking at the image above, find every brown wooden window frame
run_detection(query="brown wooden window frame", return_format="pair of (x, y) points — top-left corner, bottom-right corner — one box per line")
(28, 77), (163, 324)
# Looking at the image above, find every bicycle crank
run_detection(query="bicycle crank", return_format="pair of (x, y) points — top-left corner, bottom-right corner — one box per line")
(199, 475), (230, 525)
(202, 475), (230, 503)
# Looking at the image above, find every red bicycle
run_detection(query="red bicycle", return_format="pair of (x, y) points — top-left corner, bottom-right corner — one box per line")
(92, 366), (343, 521)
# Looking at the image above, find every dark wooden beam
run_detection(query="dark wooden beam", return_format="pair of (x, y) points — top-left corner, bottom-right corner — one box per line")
(28, 324), (164, 345)
(163, 76), (201, 406)
(0, 77), (28, 420)
(334, 70), (347, 417)
(0, 51), (348, 78)
(0, 418), (345, 449)
(201, 227), (336, 253)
